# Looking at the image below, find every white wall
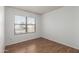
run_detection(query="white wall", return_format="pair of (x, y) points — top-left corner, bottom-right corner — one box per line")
(42, 7), (79, 49)
(5, 7), (41, 45)
(74, 7), (79, 48)
(0, 6), (5, 52)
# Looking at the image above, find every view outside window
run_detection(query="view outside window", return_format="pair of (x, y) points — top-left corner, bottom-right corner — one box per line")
(15, 16), (36, 34)
(27, 17), (35, 32)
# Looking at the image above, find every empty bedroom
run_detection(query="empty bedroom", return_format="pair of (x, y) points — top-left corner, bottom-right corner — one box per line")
(0, 6), (79, 53)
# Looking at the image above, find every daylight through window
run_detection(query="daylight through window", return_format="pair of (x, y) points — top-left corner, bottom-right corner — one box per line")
(15, 16), (36, 34)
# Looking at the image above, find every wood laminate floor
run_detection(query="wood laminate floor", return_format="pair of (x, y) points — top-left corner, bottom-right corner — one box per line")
(5, 37), (79, 53)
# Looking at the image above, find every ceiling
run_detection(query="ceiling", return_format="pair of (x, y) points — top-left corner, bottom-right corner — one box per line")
(12, 6), (62, 15)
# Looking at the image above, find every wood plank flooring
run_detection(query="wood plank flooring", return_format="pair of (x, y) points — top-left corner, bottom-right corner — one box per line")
(5, 37), (79, 53)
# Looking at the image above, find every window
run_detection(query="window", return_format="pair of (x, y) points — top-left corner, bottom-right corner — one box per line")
(14, 16), (36, 34)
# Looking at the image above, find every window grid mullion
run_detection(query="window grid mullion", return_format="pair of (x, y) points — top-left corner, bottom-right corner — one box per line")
(26, 16), (27, 32)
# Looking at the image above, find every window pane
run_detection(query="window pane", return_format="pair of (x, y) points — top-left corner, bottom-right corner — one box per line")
(27, 25), (35, 32)
(15, 25), (26, 34)
(27, 17), (35, 24)
(15, 16), (26, 24)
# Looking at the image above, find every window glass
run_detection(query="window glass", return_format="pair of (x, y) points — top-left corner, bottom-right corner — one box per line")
(15, 16), (26, 24)
(27, 25), (35, 32)
(15, 25), (26, 34)
(27, 17), (35, 24)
